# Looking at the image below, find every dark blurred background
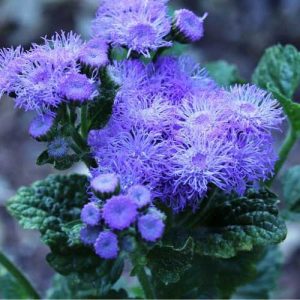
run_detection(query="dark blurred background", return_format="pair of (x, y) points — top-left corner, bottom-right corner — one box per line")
(0, 0), (300, 298)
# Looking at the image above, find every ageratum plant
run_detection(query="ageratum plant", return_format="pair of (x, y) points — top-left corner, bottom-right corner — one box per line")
(1, 0), (300, 299)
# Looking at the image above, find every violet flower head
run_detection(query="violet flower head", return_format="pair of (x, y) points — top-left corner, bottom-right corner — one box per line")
(0, 46), (24, 97)
(128, 185), (152, 208)
(80, 225), (102, 245)
(79, 38), (109, 68)
(173, 9), (207, 43)
(13, 61), (66, 112)
(58, 73), (99, 103)
(102, 195), (138, 230)
(170, 135), (235, 201)
(29, 31), (83, 68)
(227, 84), (284, 132)
(29, 113), (55, 139)
(92, 0), (172, 57)
(47, 137), (70, 159)
(81, 202), (102, 226)
(90, 173), (120, 198)
(107, 59), (148, 89)
(94, 127), (168, 189)
(138, 212), (165, 242)
(94, 231), (119, 259)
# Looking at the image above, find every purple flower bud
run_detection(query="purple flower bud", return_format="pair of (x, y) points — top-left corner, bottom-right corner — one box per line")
(47, 137), (70, 159)
(138, 213), (165, 242)
(102, 195), (138, 230)
(58, 73), (99, 103)
(29, 113), (55, 140)
(173, 9), (207, 43)
(94, 231), (119, 259)
(91, 173), (120, 199)
(80, 225), (101, 245)
(128, 185), (151, 208)
(79, 38), (109, 68)
(81, 202), (102, 226)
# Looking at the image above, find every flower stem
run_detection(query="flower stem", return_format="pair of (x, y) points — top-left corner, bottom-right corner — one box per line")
(81, 104), (89, 140)
(268, 127), (297, 186)
(136, 267), (156, 299)
(0, 250), (40, 299)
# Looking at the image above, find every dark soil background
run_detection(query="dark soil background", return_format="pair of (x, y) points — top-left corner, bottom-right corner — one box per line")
(0, 0), (300, 298)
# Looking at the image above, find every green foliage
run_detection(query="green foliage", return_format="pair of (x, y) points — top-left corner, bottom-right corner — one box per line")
(46, 262), (128, 299)
(147, 238), (194, 285)
(0, 266), (29, 299)
(282, 165), (300, 213)
(206, 60), (243, 86)
(7, 174), (125, 298)
(235, 246), (283, 299)
(36, 150), (80, 170)
(193, 189), (287, 258)
(268, 87), (300, 135)
(253, 44), (300, 98)
(146, 189), (286, 298)
(152, 249), (265, 299)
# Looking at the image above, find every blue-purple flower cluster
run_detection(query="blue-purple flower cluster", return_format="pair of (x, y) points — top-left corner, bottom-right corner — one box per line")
(0, 0), (283, 216)
(80, 173), (165, 259)
(88, 55), (283, 211)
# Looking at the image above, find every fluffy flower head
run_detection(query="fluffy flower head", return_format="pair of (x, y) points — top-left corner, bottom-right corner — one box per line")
(92, 0), (172, 57)
(81, 202), (102, 226)
(94, 231), (119, 259)
(102, 195), (138, 230)
(138, 212), (165, 242)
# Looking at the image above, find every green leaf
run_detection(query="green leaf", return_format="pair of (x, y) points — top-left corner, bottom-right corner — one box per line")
(193, 189), (287, 258)
(235, 246), (283, 299)
(0, 266), (29, 299)
(206, 60), (243, 86)
(147, 237), (194, 285)
(253, 44), (300, 98)
(36, 150), (54, 166)
(153, 249), (265, 299)
(282, 165), (300, 213)
(46, 272), (128, 299)
(268, 86), (300, 134)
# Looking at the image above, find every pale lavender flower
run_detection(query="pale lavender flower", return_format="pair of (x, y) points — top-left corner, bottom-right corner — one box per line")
(29, 113), (55, 139)
(79, 38), (109, 68)
(0, 46), (24, 98)
(170, 134), (235, 200)
(107, 59), (148, 89)
(29, 31), (83, 68)
(92, 0), (172, 57)
(94, 231), (119, 259)
(102, 195), (138, 230)
(227, 84), (284, 132)
(173, 9), (207, 43)
(138, 212), (165, 242)
(128, 185), (152, 208)
(90, 173), (120, 198)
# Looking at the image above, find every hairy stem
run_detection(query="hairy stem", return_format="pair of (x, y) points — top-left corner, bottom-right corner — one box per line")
(0, 251), (40, 299)
(136, 267), (156, 299)
(268, 127), (297, 186)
